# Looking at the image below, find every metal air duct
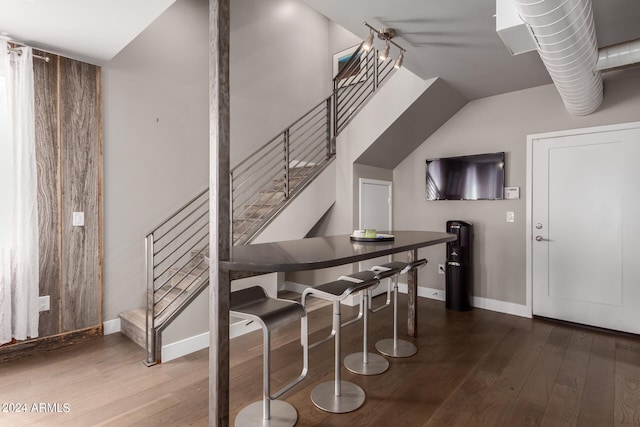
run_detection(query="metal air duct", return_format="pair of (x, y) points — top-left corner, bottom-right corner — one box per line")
(513, 0), (602, 115)
(596, 39), (640, 71)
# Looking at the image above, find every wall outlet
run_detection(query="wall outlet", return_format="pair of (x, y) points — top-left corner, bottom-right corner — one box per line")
(39, 295), (50, 312)
(438, 264), (445, 275)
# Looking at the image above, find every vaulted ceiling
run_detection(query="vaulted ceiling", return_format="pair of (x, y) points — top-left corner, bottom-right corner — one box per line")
(1, 0), (639, 100)
(0, 0), (176, 64)
(302, 0), (640, 100)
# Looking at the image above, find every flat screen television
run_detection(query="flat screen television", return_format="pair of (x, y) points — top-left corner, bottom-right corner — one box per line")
(426, 152), (505, 200)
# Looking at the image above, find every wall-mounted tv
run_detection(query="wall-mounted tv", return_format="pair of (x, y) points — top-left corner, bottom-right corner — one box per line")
(426, 152), (505, 200)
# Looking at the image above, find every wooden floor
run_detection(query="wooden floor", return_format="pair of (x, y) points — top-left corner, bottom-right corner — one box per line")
(2, 295), (640, 426)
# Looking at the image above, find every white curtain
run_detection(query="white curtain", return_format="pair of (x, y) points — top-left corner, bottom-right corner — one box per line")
(0, 43), (39, 345)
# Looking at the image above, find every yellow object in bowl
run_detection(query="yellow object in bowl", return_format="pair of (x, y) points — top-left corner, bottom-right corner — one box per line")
(364, 229), (377, 238)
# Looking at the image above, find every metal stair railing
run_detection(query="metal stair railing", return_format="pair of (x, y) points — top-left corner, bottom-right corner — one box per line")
(333, 42), (396, 135)
(142, 42), (398, 365)
(144, 189), (210, 366)
(230, 96), (334, 245)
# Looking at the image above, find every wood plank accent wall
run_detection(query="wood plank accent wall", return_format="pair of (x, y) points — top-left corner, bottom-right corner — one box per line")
(31, 50), (103, 338)
(59, 57), (102, 332)
(34, 49), (62, 337)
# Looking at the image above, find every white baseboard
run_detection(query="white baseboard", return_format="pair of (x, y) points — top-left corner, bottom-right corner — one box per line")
(230, 319), (261, 338)
(160, 319), (261, 363)
(397, 282), (529, 318)
(397, 283), (446, 302)
(147, 281), (531, 364)
(162, 332), (210, 363)
(103, 318), (121, 335)
(471, 295), (530, 318)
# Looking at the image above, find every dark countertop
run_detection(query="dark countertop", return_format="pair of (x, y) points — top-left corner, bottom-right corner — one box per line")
(220, 230), (456, 272)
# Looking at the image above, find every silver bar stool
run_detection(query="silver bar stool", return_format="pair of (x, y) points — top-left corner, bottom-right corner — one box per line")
(341, 271), (390, 376)
(230, 286), (308, 427)
(370, 259), (428, 358)
(301, 273), (380, 413)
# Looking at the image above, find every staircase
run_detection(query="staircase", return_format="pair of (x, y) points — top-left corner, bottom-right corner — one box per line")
(119, 42), (399, 365)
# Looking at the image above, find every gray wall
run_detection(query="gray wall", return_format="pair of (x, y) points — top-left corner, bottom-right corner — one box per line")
(230, 0), (332, 166)
(102, 0), (209, 321)
(102, 0), (332, 321)
(393, 67), (640, 306)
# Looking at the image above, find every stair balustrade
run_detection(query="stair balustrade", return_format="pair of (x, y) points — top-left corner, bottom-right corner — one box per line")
(141, 42), (397, 365)
(144, 190), (210, 365)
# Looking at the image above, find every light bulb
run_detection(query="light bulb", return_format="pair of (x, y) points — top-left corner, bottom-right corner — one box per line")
(362, 31), (374, 52)
(394, 51), (404, 69)
(379, 42), (390, 61)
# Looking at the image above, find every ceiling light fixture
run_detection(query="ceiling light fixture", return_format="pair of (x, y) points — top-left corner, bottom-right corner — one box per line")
(362, 22), (407, 69)
(379, 41), (390, 61)
(394, 51), (404, 69)
(362, 30), (374, 52)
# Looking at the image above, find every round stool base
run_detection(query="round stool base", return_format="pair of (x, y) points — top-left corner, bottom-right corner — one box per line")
(310, 380), (365, 413)
(344, 352), (389, 375)
(375, 338), (417, 358)
(234, 400), (297, 427)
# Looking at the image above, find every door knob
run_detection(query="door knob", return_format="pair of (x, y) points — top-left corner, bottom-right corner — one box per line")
(535, 236), (544, 241)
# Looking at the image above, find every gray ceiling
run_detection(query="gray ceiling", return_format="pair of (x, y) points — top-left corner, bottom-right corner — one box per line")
(0, 0), (176, 64)
(303, 0), (640, 101)
(1, 0), (639, 98)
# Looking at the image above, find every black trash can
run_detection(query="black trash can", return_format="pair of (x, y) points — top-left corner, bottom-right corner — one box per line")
(445, 220), (473, 311)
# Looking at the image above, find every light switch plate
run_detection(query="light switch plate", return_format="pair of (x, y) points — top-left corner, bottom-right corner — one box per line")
(39, 295), (50, 312)
(72, 211), (84, 226)
(506, 211), (515, 222)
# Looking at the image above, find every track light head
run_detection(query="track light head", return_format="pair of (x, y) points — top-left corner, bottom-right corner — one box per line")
(379, 42), (390, 61)
(394, 51), (404, 69)
(362, 31), (374, 52)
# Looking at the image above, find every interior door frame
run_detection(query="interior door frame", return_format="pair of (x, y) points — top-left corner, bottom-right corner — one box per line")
(358, 178), (393, 230)
(526, 120), (640, 318)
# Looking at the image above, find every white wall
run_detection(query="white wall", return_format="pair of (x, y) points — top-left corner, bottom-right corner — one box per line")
(102, 0), (333, 333)
(393, 67), (640, 307)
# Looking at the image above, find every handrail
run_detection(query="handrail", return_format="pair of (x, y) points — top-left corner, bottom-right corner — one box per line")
(142, 42), (399, 365)
(232, 96), (332, 172)
(145, 188), (208, 238)
(144, 188), (210, 366)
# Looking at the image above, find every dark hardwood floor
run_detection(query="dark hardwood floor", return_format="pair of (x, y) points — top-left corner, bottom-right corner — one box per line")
(1, 295), (640, 426)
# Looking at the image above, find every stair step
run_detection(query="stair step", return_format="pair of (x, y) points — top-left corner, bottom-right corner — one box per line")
(119, 308), (146, 349)
(187, 249), (209, 270)
(233, 217), (263, 235)
(236, 204), (278, 220)
(156, 278), (209, 327)
(254, 190), (285, 205)
(155, 276), (205, 315)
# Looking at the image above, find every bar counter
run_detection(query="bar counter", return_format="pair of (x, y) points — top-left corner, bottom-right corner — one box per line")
(221, 230), (456, 336)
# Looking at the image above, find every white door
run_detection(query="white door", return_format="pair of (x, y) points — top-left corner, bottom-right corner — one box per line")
(531, 125), (640, 333)
(358, 179), (392, 300)
(360, 178), (392, 232)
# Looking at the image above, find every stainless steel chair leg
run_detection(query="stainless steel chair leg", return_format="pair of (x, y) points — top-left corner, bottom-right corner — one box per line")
(375, 275), (417, 358)
(344, 289), (389, 375)
(310, 301), (366, 413)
